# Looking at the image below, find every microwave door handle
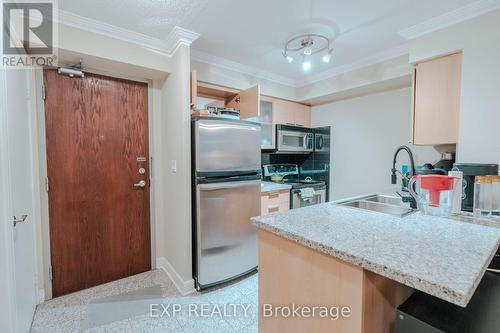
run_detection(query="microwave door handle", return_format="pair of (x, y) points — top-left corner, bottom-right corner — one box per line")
(305, 134), (312, 150)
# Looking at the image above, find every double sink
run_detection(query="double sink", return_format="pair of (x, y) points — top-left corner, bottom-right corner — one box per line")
(339, 194), (415, 218)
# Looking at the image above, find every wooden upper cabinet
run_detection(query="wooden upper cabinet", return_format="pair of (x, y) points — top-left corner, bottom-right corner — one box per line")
(226, 85), (260, 119)
(271, 98), (311, 127)
(412, 52), (462, 145)
(293, 103), (312, 127)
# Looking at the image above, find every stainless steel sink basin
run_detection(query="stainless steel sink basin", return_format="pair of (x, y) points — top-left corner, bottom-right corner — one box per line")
(363, 194), (406, 207)
(339, 195), (415, 218)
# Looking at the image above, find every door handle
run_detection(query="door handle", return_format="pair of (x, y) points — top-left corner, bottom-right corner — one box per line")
(134, 180), (146, 188)
(13, 215), (28, 227)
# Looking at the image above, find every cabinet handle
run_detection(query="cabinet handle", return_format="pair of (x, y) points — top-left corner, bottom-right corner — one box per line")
(268, 192), (279, 199)
(268, 205), (280, 213)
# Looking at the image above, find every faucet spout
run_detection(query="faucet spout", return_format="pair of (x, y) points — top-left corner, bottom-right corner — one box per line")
(391, 145), (416, 184)
(391, 145), (417, 209)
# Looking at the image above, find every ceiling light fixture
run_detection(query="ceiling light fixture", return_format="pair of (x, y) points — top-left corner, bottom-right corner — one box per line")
(283, 33), (333, 70)
(282, 51), (294, 63)
(302, 60), (312, 71)
(322, 50), (332, 63)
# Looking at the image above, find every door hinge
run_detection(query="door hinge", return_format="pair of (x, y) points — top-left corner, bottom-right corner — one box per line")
(45, 177), (49, 192)
(42, 84), (46, 100)
(49, 265), (53, 281)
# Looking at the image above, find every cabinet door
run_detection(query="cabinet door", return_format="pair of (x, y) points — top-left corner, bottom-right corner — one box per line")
(260, 100), (274, 149)
(226, 85), (260, 119)
(272, 99), (296, 126)
(293, 104), (311, 127)
(272, 99), (311, 127)
(413, 53), (461, 145)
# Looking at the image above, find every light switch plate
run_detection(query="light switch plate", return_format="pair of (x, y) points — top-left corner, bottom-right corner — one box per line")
(171, 160), (177, 173)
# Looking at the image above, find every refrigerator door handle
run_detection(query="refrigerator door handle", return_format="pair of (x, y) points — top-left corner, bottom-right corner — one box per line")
(198, 180), (261, 191)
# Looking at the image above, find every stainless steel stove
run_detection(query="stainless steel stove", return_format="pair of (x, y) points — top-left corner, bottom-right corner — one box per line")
(263, 164), (327, 209)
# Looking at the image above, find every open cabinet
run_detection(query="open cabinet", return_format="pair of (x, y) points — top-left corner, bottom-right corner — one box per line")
(192, 77), (311, 150)
(193, 80), (261, 119)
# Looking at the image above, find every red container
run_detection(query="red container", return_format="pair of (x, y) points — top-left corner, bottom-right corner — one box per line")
(412, 175), (456, 206)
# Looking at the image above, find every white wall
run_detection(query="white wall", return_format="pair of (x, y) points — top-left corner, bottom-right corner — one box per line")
(409, 9), (500, 166)
(312, 88), (440, 201)
(155, 44), (194, 293)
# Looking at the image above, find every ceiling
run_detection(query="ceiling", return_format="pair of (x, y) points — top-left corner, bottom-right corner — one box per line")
(60, 0), (480, 84)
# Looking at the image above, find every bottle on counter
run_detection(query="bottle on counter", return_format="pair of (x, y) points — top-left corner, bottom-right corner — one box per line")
(492, 176), (500, 218)
(474, 176), (492, 217)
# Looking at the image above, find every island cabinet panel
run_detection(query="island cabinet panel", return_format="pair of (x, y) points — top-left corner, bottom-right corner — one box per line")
(258, 230), (413, 333)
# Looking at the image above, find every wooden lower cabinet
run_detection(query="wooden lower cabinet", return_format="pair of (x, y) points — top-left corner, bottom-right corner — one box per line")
(258, 230), (413, 333)
(261, 190), (290, 216)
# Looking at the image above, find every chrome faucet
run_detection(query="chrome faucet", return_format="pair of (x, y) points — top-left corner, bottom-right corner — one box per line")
(391, 145), (417, 208)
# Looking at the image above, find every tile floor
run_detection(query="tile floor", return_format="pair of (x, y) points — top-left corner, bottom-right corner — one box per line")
(31, 270), (258, 332)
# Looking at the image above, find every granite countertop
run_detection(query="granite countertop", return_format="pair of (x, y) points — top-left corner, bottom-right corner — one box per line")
(251, 202), (500, 307)
(261, 181), (292, 193)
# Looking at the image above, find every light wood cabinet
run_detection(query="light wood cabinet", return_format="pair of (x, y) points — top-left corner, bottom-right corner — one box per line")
(412, 52), (462, 145)
(226, 85), (260, 119)
(261, 189), (290, 216)
(271, 98), (311, 128)
(194, 81), (311, 149)
(259, 230), (413, 333)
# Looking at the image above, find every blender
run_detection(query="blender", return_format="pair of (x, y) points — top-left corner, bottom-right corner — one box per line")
(408, 175), (459, 217)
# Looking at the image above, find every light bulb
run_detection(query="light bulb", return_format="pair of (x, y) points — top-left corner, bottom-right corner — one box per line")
(286, 55), (294, 63)
(304, 46), (312, 56)
(302, 61), (312, 71)
(322, 53), (332, 63)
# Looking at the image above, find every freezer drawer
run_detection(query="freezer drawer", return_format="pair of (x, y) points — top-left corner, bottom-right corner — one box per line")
(194, 118), (261, 174)
(195, 180), (260, 288)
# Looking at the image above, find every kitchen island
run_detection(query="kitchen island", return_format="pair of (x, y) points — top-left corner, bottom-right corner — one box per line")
(251, 202), (500, 333)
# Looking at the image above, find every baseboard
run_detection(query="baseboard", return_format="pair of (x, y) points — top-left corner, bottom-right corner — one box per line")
(156, 257), (195, 296)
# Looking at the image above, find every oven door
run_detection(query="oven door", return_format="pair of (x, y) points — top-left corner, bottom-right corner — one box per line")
(314, 133), (329, 152)
(292, 188), (326, 209)
(277, 130), (313, 153)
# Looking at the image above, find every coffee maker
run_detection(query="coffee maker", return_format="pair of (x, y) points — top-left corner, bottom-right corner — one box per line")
(432, 145), (456, 172)
(452, 163), (499, 212)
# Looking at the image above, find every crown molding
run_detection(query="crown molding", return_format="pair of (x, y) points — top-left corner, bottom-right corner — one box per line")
(190, 49), (297, 87)
(298, 44), (409, 87)
(57, 10), (199, 56)
(165, 26), (200, 54)
(398, 0), (500, 40)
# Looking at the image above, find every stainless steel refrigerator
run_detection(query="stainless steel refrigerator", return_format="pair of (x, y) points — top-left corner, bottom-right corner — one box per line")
(191, 116), (261, 290)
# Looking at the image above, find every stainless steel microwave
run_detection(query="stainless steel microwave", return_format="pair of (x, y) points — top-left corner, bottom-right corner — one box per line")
(276, 124), (314, 153)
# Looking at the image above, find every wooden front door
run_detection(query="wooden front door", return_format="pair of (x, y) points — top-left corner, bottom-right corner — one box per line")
(44, 70), (151, 297)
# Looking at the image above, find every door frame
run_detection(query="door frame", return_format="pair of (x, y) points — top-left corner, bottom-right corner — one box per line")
(0, 68), (42, 331)
(0, 66), (19, 333)
(34, 68), (157, 300)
